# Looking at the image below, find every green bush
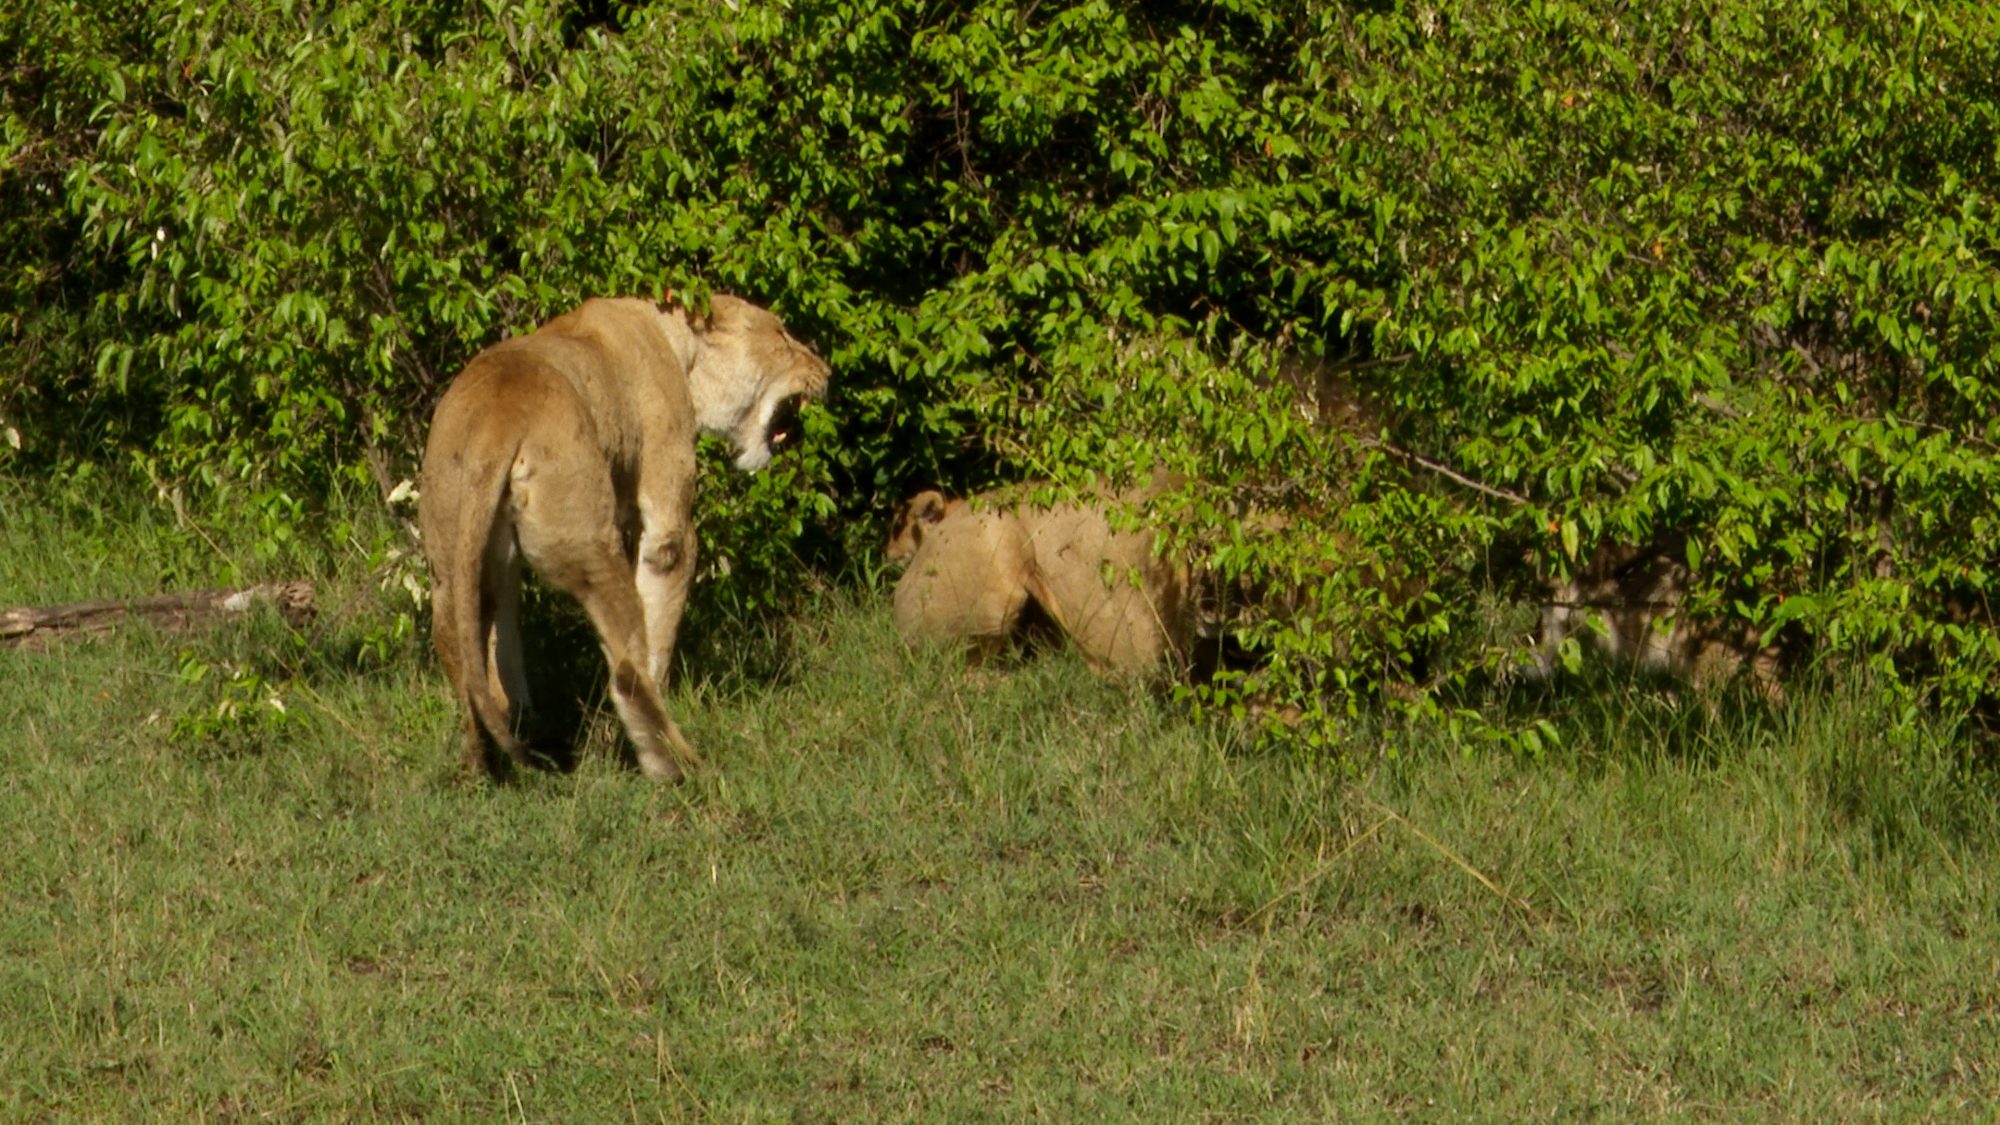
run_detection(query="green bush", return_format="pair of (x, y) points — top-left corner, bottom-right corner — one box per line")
(5, 0), (1998, 728)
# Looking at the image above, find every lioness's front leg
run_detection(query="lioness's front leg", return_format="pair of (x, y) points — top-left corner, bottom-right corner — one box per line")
(635, 484), (697, 686)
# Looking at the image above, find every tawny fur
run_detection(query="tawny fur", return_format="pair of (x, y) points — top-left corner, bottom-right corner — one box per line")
(419, 295), (828, 781)
(1536, 539), (1787, 700)
(886, 481), (1196, 681)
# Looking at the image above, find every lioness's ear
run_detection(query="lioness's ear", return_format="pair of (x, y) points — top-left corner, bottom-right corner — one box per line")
(657, 289), (712, 333)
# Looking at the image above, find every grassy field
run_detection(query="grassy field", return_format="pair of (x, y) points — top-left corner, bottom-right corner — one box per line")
(3, 482), (1999, 1120)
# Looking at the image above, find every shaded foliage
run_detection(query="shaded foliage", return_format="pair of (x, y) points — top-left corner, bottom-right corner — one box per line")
(5, 0), (1998, 731)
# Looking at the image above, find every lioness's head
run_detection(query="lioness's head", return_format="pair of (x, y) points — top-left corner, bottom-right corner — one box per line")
(885, 489), (959, 566)
(691, 295), (832, 472)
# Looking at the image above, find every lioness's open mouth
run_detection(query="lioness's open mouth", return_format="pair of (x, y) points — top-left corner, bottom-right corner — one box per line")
(766, 393), (806, 455)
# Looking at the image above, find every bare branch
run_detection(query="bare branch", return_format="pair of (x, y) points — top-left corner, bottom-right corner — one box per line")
(1365, 439), (1531, 507)
(2, 583), (316, 649)
(1693, 391), (1744, 419)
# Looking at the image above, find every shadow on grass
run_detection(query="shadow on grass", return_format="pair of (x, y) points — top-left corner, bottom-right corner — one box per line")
(1460, 660), (2000, 859)
(437, 577), (822, 777)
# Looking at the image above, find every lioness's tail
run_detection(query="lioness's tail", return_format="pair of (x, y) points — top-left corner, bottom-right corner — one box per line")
(447, 436), (534, 771)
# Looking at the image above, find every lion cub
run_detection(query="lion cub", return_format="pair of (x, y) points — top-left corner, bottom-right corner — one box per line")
(886, 481), (1196, 681)
(420, 295), (829, 781)
(1535, 537), (1788, 699)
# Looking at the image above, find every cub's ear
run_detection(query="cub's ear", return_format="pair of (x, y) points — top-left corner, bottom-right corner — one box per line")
(912, 490), (950, 524)
(886, 488), (954, 565)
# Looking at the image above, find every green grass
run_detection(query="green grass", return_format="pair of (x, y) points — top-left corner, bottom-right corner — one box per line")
(3, 481), (1998, 1120)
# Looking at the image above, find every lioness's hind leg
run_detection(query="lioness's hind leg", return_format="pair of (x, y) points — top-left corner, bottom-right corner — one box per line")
(435, 616), (492, 777)
(516, 512), (704, 776)
(483, 525), (533, 724)
(515, 473), (700, 781)
(575, 575), (702, 782)
(429, 572), (502, 777)
(634, 516), (694, 686)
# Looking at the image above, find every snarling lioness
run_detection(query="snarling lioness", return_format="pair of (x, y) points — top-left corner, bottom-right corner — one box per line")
(419, 295), (829, 781)
(886, 480), (1196, 680)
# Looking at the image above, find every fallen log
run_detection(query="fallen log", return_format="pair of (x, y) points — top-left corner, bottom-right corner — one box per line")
(0, 581), (316, 648)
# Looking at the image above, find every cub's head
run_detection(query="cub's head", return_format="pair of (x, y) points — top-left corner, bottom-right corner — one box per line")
(885, 489), (959, 566)
(692, 295), (832, 472)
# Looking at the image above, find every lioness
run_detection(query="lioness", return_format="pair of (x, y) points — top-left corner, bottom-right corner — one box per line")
(1535, 537), (1788, 699)
(887, 481), (1195, 680)
(419, 295), (829, 781)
